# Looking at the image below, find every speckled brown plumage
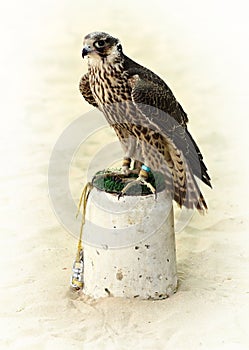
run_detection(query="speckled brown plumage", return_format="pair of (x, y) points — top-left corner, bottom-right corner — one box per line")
(79, 32), (211, 212)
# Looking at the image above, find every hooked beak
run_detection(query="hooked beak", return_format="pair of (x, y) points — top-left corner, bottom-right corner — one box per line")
(82, 45), (91, 59)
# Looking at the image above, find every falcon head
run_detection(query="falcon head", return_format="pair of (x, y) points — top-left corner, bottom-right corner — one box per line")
(82, 32), (123, 61)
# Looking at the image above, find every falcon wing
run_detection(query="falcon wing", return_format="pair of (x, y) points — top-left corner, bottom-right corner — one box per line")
(125, 64), (188, 126)
(126, 69), (211, 188)
(79, 72), (99, 108)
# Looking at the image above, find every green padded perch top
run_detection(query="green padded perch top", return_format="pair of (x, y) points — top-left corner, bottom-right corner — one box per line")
(92, 169), (166, 196)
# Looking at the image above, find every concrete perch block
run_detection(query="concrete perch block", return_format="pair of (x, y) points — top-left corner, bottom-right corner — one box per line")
(83, 187), (177, 299)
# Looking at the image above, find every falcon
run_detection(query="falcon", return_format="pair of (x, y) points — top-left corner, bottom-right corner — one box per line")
(79, 32), (211, 212)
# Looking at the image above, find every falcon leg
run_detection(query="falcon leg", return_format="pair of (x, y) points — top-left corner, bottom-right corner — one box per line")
(118, 165), (157, 199)
(92, 158), (141, 183)
(122, 158), (141, 175)
(122, 157), (132, 175)
(133, 160), (143, 173)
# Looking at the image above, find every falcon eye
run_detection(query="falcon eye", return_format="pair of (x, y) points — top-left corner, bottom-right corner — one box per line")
(117, 44), (123, 52)
(95, 40), (105, 48)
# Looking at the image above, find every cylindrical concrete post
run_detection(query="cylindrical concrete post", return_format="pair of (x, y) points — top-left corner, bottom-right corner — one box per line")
(83, 187), (177, 299)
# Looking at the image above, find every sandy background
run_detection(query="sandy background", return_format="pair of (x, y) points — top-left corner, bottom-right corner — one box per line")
(0, 0), (249, 349)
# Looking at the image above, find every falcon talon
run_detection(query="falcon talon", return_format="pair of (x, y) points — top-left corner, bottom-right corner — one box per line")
(139, 177), (157, 198)
(117, 192), (124, 200)
(117, 176), (156, 197)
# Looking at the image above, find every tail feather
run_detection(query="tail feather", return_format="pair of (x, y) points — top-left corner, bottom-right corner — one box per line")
(185, 129), (212, 188)
(163, 160), (208, 214)
(177, 162), (208, 213)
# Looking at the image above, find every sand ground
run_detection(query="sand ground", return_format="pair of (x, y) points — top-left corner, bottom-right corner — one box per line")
(0, 1), (249, 349)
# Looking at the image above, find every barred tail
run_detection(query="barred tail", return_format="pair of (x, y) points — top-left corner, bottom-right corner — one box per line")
(173, 162), (208, 214)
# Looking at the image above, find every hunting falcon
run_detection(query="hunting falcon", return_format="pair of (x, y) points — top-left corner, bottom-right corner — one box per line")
(79, 32), (211, 212)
